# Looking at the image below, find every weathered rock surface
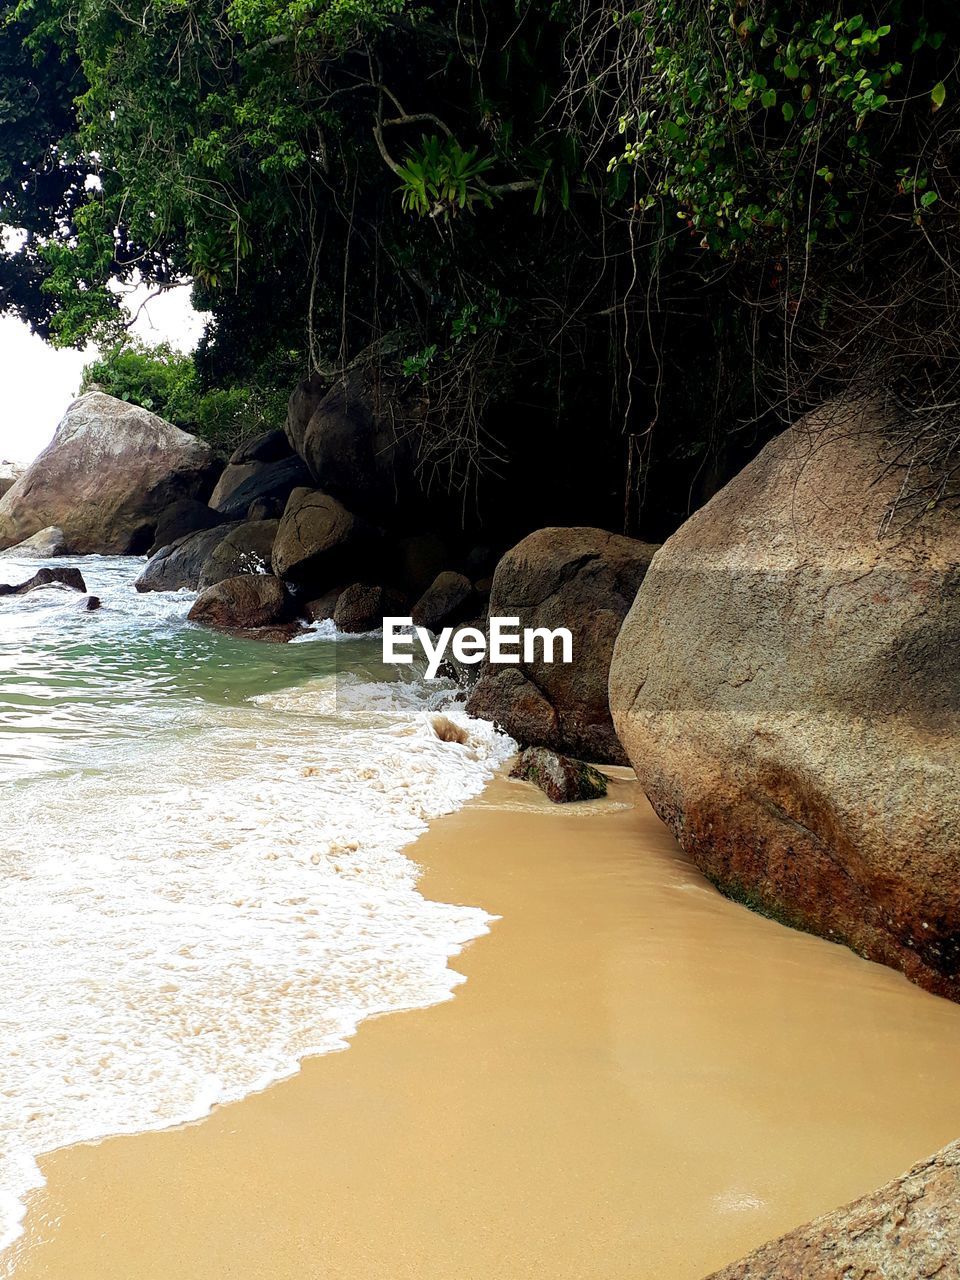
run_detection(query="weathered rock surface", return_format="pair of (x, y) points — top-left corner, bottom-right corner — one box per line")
(0, 526), (68, 558)
(510, 747), (608, 804)
(135, 523), (241, 593)
(148, 498), (224, 555)
(198, 520), (279, 589)
(271, 487), (367, 585)
(609, 400), (960, 999)
(333, 583), (405, 633)
(0, 566), (86, 596)
(0, 393), (220, 555)
(411, 571), (475, 632)
(284, 366), (418, 521)
(466, 527), (658, 764)
(706, 1140), (960, 1279)
(209, 454), (310, 520)
(187, 573), (293, 631)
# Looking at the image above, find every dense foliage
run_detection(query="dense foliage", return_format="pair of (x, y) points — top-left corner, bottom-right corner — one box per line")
(2, 1), (958, 529)
(80, 340), (289, 449)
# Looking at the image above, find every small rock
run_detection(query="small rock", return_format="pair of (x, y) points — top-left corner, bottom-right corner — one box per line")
(302, 586), (346, 624)
(83, 595), (101, 611)
(0, 526), (69, 559)
(510, 747), (608, 804)
(187, 574), (293, 631)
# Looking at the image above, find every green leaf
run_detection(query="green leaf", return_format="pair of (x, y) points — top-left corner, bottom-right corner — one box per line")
(932, 82), (947, 111)
(781, 102), (795, 122)
(921, 190), (939, 207)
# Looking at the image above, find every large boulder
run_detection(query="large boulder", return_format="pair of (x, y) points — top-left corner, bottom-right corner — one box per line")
(333, 583), (405, 633)
(284, 365), (418, 522)
(609, 400), (960, 1000)
(135, 523), (241, 593)
(198, 519), (279, 589)
(187, 574), (293, 631)
(0, 526), (68, 558)
(148, 498), (224, 555)
(209, 454), (310, 520)
(706, 1140), (960, 1279)
(466, 527), (658, 764)
(271, 487), (368, 586)
(0, 393), (220, 554)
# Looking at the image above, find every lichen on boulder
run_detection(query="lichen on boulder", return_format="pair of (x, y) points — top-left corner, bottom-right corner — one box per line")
(510, 747), (608, 804)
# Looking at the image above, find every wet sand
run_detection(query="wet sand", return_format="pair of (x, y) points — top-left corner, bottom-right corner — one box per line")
(8, 770), (960, 1279)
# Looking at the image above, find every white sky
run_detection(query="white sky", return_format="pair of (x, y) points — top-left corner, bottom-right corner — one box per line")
(0, 284), (207, 466)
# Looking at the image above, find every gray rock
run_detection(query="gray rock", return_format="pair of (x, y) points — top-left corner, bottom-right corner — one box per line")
(0, 566), (86, 596)
(148, 499), (224, 556)
(0, 393), (219, 554)
(0, 526), (68, 558)
(135, 523), (241, 593)
(209, 454), (311, 520)
(609, 399), (960, 1000)
(198, 519), (279, 588)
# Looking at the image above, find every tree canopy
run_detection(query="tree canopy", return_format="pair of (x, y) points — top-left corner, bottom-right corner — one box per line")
(2, 0), (958, 529)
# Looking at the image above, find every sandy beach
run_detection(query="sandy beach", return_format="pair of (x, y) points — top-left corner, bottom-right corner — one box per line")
(7, 768), (960, 1280)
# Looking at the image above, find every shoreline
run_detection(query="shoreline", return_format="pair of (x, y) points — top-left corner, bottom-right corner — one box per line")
(7, 768), (960, 1279)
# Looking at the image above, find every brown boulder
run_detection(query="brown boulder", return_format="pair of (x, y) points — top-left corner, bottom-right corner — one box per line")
(609, 400), (960, 999)
(302, 586), (346, 624)
(187, 574), (293, 631)
(333, 583), (405, 633)
(198, 520), (279, 588)
(466, 527), (658, 764)
(0, 393), (220, 554)
(411, 571), (475, 632)
(271, 487), (365, 585)
(284, 365), (418, 522)
(706, 1140), (960, 1280)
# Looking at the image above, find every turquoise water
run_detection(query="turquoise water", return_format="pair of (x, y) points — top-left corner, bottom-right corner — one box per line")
(0, 555), (513, 1250)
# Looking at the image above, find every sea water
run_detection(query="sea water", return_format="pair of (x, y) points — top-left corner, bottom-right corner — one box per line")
(0, 555), (513, 1250)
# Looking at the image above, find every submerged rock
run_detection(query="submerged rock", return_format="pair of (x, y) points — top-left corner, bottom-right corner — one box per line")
(609, 399), (960, 1000)
(706, 1140), (960, 1279)
(0, 393), (220, 555)
(510, 747), (608, 804)
(0, 526), (69, 558)
(0, 566), (86, 596)
(187, 573), (293, 631)
(466, 527), (658, 764)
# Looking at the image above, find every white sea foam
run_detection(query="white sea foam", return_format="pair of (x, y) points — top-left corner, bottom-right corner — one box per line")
(0, 557), (514, 1253)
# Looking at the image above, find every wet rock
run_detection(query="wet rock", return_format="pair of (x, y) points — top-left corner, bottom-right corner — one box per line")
(466, 527), (658, 764)
(187, 573), (293, 631)
(301, 586), (346, 624)
(411, 571), (475, 632)
(0, 566), (87, 596)
(83, 595), (101, 611)
(0, 393), (220, 555)
(510, 747), (608, 804)
(198, 519), (279, 589)
(609, 399), (960, 1000)
(135, 523), (241, 593)
(706, 1140), (960, 1280)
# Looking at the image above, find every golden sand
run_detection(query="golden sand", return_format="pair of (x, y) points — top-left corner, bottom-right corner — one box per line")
(8, 770), (960, 1279)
